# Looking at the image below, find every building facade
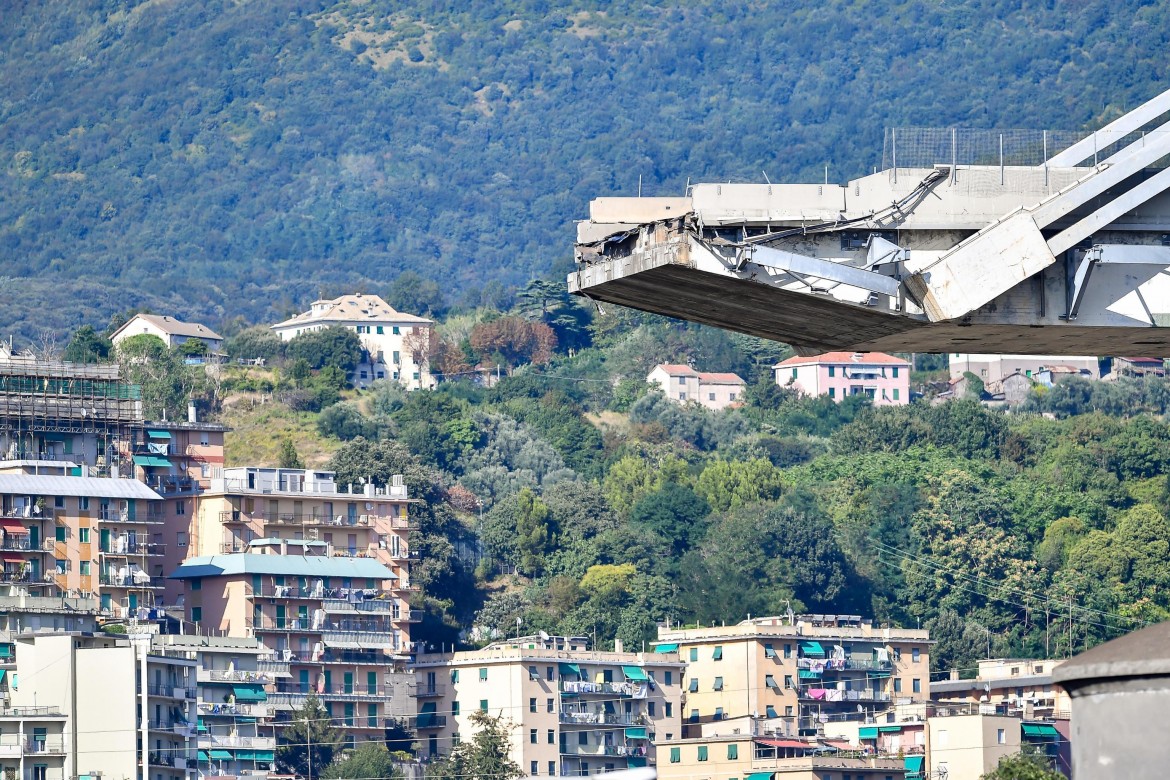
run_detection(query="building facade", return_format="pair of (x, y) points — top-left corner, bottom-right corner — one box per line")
(411, 635), (684, 776)
(110, 315), (224, 354)
(931, 659), (1071, 721)
(656, 615), (931, 739)
(171, 548), (406, 746)
(271, 294), (435, 390)
(773, 353), (910, 406)
(655, 733), (906, 780)
(948, 354), (1100, 385)
(647, 365), (746, 410)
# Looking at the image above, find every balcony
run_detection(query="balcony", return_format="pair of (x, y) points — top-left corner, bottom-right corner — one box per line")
(797, 688), (891, 703)
(0, 537), (34, 552)
(560, 744), (649, 758)
(321, 597), (394, 614)
(25, 737), (67, 755)
(250, 618), (322, 633)
(415, 714), (447, 729)
(257, 660), (292, 678)
(147, 682), (197, 699)
(561, 681), (646, 698)
(199, 668), (279, 685)
(219, 512), (384, 528)
(99, 572), (161, 588)
(149, 751), (190, 769)
(393, 609), (423, 623)
(844, 658), (894, 672)
(317, 686), (390, 702)
(147, 475), (199, 496)
(559, 712), (646, 727)
(321, 629), (396, 651)
(413, 683), (446, 698)
(99, 509), (165, 524)
(147, 719), (194, 735)
(206, 734), (276, 750)
(99, 539), (166, 556)
(0, 507), (59, 522)
(0, 570), (49, 585)
(198, 702), (271, 718)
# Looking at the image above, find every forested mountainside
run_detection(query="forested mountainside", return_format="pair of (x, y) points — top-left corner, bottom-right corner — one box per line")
(2, 0), (1169, 341)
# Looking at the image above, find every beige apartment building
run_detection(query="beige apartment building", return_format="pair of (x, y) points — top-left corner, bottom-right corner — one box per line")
(11, 632), (197, 780)
(656, 615), (931, 738)
(412, 635), (685, 776)
(647, 365), (747, 411)
(189, 467), (415, 589)
(171, 545), (405, 746)
(656, 733), (905, 780)
(931, 659), (1071, 720)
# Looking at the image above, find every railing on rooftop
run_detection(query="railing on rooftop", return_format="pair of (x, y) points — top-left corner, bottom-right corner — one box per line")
(558, 712), (646, 727)
(99, 540), (166, 556)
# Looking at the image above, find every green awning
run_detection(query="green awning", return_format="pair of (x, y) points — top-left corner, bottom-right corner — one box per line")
(254, 751), (275, 762)
(627, 757), (647, 768)
(1022, 723), (1059, 738)
(197, 718), (207, 733)
(0, 644), (12, 658)
(879, 725), (902, 733)
(558, 662), (581, 677)
(134, 455), (171, 468)
(654, 643), (679, 653)
(198, 751), (210, 762)
(231, 684), (267, 702)
(798, 669), (821, 679)
(868, 670), (891, 678)
(859, 727), (879, 739)
(147, 430), (172, 439)
(236, 751), (255, 761)
(799, 641), (825, 657)
(622, 665), (648, 681)
(905, 756), (925, 772)
(624, 727), (648, 739)
(210, 750), (233, 760)
(236, 717), (256, 724)
(746, 772), (775, 780)
(0, 670), (7, 683)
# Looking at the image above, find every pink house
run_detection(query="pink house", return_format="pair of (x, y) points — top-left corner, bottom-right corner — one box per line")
(773, 352), (911, 406)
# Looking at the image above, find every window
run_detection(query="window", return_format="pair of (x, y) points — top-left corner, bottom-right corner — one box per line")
(688, 678), (699, 693)
(729, 392), (737, 401)
(176, 500), (186, 516)
(531, 762), (538, 776)
(530, 729), (537, 744)
(578, 732), (588, 746)
(678, 392), (686, 400)
(55, 527), (66, 542)
(829, 366), (836, 377)
(648, 702), (656, 717)
(764, 643), (776, 658)
(547, 698), (554, 713)
(78, 528), (89, 543)
(479, 700), (488, 712)
(708, 393), (715, 401)
(784, 644), (792, 659)
(894, 679), (902, 693)
(689, 709), (699, 724)
(54, 496), (65, 509)
(765, 675), (778, 690)
(176, 531), (187, 548)
(530, 698), (537, 713)
(669, 748), (680, 764)
(451, 670), (459, 683)
(547, 666), (555, 681)
(689, 648), (698, 662)
(548, 762), (556, 776)
(785, 706), (793, 716)
(392, 351), (400, 363)
(894, 648), (902, 662)
(912, 678), (921, 694)
(715, 707), (724, 720)
(664, 671), (672, 686)
(80, 561), (90, 576)
(713, 646), (723, 660)
(892, 367), (899, 378)
(697, 746), (708, 762)
(479, 667), (488, 681)
(829, 387), (836, 398)
(665, 702), (673, 717)
(997, 728), (1006, 745)
(191, 578), (201, 591)
(393, 326), (400, 335)
(529, 665), (539, 680)
(713, 677), (724, 691)
(191, 607), (202, 623)
(893, 389), (900, 401)
(727, 744), (738, 760)
(80, 496), (89, 511)
(547, 730), (554, 744)
(452, 702), (460, 716)
(376, 326), (384, 334)
(912, 648), (921, 663)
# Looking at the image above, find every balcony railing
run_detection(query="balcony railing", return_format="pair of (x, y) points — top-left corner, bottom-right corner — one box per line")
(199, 668), (279, 684)
(99, 540), (166, 556)
(147, 682), (196, 698)
(321, 597), (394, 614)
(25, 737), (67, 754)
(415, 714), (447, 729)
(393, 609), (423, 623)
(0, 570), (48, 585)
(147, 476), (199, 496)
(797, 688), (891, 703)
(99, 509), (165, 524)
(560, 681), (646, 698)
(148, 750), (190, 768)
(250, 618), (321, 632)
(248, 586), (394, 602)
(206, 734), (276, 750)
(413, 684), (446, 698)
(198, 702), (271, 718)
(0, 507), (58, 522)
(0, 537), (34, 551)
(558, 712), (646, 727)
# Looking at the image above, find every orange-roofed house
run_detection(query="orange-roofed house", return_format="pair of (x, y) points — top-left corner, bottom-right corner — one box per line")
(773, 352), (911, 406)
(647, 364), (746, 411)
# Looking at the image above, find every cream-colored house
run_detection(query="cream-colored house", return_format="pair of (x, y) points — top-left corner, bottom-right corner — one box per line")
(411, 635), (684, 776)
(655, 615), (932, 739)
(931, 659), (1071, 720)
(111, 314), (224, 353)
(647, 364), (746, 410)
(271, 294), (435, 390)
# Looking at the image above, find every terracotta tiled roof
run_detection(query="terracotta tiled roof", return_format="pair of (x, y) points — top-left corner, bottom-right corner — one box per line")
(272, 293), (433, 329)
(655, 363), (699, 376)
(773, 351), (911, 368)
(697, 372), (745, 384)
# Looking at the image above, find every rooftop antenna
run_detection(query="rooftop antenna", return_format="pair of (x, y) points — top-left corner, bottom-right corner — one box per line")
(762, 171), (771, 184)
(638, 175), (642, 197)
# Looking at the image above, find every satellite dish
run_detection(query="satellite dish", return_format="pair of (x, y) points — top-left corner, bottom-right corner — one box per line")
(539, 631), (550, 640)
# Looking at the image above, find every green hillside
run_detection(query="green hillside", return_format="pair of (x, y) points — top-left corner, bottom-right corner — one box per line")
(2, 0), (1168, 340)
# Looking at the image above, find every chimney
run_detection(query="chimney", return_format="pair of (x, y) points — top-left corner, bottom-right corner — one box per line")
(614, 638), (623, 654)
(188, 402), (197, 423)
(364, 482), (375, 498)
(280, 539), (288, 556)
(950, 668), (960, 681)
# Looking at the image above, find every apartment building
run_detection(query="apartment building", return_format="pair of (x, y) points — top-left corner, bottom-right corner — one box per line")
(151, 634), (282, 779)
(411, 635), (685, 776)
(171, 547), (404, 745)
(655, 615), (931, 738)
(10, 632), (197, 780)
(655, 733), (906, 780)
(271, 294), (435, 390)
(774, 353), (911, 406)
(647, 365), (746, 411)
(0, 705), (69, 780)
(930, 659), (1071, 721)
